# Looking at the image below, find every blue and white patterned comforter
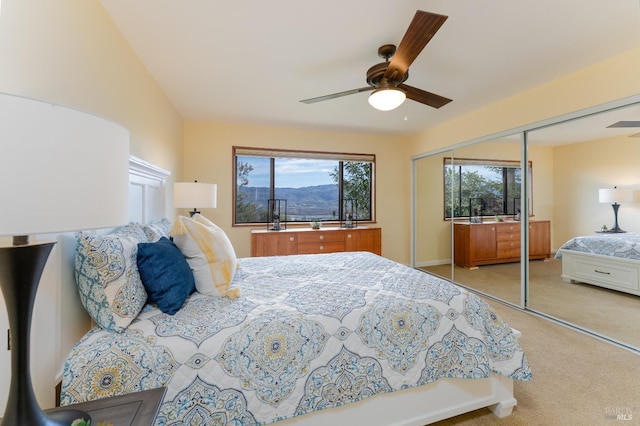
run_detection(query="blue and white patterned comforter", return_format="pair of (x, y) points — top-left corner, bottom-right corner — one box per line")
(556, 232), (640, 260)
(61, 252), (531, 425)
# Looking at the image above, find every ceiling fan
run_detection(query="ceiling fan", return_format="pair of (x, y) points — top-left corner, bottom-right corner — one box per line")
(300, 10), (452, 111)
(606, 121), (640, 138)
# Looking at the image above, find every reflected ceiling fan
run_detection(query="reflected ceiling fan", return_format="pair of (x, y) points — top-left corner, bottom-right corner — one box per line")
(300, 10), (452, 111)
(606, 121), (640, 138)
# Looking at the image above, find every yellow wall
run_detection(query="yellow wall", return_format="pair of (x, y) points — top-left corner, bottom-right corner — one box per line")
(553, 136), (640, 245)
(0, 0), (183, 411)
(409, 48), (640, 155)
(0, 0), (183, 181)
(183, 121), (411, 262)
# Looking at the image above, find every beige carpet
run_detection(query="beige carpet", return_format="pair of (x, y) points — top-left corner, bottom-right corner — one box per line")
(423, 259), (640, 348)
(432, 301), (640, 425)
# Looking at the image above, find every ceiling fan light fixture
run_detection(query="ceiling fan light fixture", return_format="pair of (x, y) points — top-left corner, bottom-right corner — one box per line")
(368, 86), (406, 111)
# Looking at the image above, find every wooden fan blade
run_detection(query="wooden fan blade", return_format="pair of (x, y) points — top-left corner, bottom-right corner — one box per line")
(399, 84), (452, 109)
(300, 87), (374, 104)
(384, 11), (448, 81)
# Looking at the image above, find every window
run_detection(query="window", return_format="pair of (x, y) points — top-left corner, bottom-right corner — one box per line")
(233, 147), (375, 225)
(444, 158), (532, 219)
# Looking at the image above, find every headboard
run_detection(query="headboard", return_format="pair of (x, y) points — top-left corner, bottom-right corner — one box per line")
(50, 156), (171, 405)
(128, 155), (171, 224)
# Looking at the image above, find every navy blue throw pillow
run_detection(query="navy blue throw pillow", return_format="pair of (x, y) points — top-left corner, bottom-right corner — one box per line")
(137, 237), (195, 315)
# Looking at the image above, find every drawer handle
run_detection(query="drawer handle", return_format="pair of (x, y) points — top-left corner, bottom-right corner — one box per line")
(348, 234), (352, 238)
(289, 237), (294, 241)
(594, 269), (611, 275)
(320, 235), (324, 240)
(319, 245), (324, 250)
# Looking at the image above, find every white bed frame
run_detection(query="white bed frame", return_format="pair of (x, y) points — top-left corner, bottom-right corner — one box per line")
(278, 372), (516, 426)
(560, 249), (640, 297)
(126, 157), (520, 425)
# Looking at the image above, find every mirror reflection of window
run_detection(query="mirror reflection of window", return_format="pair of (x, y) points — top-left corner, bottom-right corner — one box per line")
(444, 158), (531, 219)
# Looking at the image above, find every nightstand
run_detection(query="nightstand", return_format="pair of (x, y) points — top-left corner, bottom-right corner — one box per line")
(46, 387), (166, 425)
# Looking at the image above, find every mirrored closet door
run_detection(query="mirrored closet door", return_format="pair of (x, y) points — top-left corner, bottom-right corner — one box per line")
(447, 137), (524, 306)
(414, 150), (454, 281)
(414, 98), (640, 352)
(526, 103), (640, 350)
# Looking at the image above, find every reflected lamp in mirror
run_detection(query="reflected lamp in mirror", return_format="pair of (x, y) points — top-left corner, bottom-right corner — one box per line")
(0, 93), (129, 425)
(598, 186), (633, 233)
(174, 181), (217, 216)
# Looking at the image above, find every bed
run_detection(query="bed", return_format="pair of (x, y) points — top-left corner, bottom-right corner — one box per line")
(58, 159), (531, 425)
(556, 233), (640, 296)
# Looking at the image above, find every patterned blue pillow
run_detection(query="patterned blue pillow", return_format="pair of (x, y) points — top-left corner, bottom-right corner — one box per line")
(136, 237), (196, 315)
(75, 225), (149, 332)
(141, 218), (172, 242)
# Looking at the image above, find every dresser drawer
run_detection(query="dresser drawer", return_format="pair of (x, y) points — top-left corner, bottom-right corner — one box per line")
(497, 240), (519, 251)
(497, 239), (520, 259)
(297, 242), (345, 254)
(496, 223), (520, 243)
(496, 223), (520, 233)
(297, 232), (344, 244)
(496, 231), (520, 242)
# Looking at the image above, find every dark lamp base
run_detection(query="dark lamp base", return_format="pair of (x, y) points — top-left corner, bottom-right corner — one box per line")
(606, 228), (626, 233)
(0, 242), (91, 426)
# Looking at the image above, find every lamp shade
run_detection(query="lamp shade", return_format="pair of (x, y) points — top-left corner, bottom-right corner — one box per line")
(0, 93), (129, 426)
(599, 187), (633, 204)
(0, 93), (130, 237)
(368, 86), (406, 111)
(174, 182), (217, 209)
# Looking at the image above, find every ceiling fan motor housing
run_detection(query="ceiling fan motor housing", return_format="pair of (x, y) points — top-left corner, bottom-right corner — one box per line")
(366, 61), (409, 87)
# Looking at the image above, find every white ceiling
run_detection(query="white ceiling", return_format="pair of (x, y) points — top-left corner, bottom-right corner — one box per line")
(100, 0), (640, 136)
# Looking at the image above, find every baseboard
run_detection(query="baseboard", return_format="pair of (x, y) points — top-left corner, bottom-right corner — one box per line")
(415, 259), (451, 268)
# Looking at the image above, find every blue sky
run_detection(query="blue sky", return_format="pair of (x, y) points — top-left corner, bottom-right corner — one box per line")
(242, 156), (336, 188)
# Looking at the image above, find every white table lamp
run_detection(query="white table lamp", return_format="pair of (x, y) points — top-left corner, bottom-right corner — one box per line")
(174, 181), (217, 216)
(598, 186), (633, 233)
(0, 93), (129, 425)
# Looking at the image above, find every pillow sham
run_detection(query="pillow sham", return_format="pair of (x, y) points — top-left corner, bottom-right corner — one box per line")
(170, 214), (240, 298)
(136, 237), (196, 315)
(141, 218), (173, 242)
(75, 227), (148, 333)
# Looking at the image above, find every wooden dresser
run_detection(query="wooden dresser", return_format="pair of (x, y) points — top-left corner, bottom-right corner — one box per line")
(251, 227), (381, 257)
(453, 220), (550, 268)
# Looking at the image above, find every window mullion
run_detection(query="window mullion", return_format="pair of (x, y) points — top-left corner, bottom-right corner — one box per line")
(269, 157), (275, 199)
(338, 161), (344, 220)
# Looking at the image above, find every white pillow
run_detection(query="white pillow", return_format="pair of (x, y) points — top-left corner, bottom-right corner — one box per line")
(170, 214), (240, 298)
